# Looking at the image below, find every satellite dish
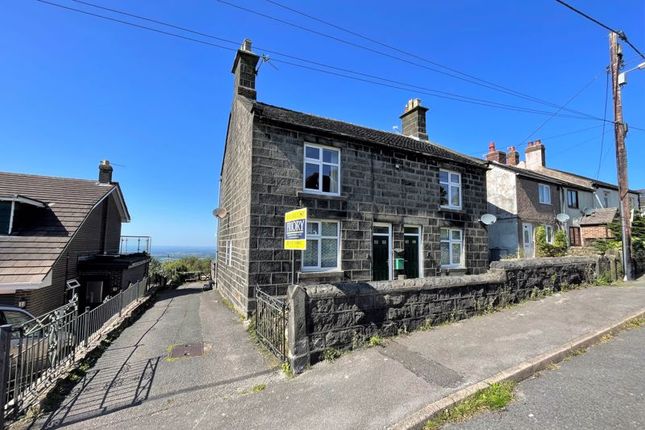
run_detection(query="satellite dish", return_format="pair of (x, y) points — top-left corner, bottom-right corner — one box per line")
(582, 207), (594, 216)
(556, 213), (570, 223)
(480, 214), (497, 225)
(213, 207), (228, 219)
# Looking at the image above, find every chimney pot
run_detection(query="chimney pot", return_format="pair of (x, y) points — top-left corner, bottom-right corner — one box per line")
(399, 98), (429, 141)
(485, 141), (506, 163)
(231, 38), (260, 100)
(98, 160), (113, 184)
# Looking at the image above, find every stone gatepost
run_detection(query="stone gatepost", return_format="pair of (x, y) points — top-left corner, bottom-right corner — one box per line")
(287, 285), (309, 374)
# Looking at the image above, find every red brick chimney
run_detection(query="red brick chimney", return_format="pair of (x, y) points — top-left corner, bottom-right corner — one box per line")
(506, 146), (520, 166)
(485, 141), (506, 164)
(525, 139), (546, 170)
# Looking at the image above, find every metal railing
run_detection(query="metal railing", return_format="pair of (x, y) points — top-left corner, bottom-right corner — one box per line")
(255, 289), (288, 361)
(119, 236), (152, 255)
(2, 277), (149, 418)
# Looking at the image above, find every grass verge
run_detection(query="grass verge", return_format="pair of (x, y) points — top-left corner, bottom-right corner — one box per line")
(424, 381), (516, 430)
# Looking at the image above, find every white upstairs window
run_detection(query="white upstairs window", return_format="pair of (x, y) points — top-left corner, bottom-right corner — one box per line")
(538, 184), (551, 205)
(439, 170), (462, 210)
(303, 144), (340, 195)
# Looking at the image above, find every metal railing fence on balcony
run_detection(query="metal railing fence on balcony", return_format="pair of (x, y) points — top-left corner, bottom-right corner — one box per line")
(119, 235), (152, 255)
(1, 277), (149, 420)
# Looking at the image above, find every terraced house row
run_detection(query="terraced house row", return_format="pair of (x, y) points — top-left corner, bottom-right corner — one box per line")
(215, 40), (640, 315)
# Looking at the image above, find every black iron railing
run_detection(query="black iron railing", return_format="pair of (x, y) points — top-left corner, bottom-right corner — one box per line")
(2, 277), (149, 418)
(255, 289), (288, 362)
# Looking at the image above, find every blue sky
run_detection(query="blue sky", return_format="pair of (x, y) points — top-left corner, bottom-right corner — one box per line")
(1, 0), (644, 246)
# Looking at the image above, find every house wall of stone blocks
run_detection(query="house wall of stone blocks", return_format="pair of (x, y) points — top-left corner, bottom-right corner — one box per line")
(245, 117), (489, 314)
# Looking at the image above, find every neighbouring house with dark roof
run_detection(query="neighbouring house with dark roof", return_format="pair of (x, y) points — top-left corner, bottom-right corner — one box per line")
(0, 161), (150, 316)
(216, 40), (490, 315)
(485, 140), (640, 258)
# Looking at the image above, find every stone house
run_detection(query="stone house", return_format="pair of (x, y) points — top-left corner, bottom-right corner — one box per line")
(216, 40), (490, 315)
(485, 143), (591, 259)
(486, 140), (640, 257)
(0, 161), (150, 316)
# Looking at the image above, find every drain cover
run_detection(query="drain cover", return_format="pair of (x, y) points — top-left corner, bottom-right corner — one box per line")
(168, 342), (204, 359)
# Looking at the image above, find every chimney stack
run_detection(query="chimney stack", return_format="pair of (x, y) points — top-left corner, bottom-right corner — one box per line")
(506, 146), (520, 166)
(98, 160), (113, 184)
(524, 139), (545, 169)
(485, 141), (506, 164)
(231, 39), (260, 100)
(399, 98), (429, 141)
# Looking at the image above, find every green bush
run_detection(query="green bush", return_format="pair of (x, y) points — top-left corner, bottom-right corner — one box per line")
(535, 226), (568, 257)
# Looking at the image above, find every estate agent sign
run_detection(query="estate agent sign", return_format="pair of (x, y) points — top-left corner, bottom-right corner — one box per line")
(284, 208), (307, 250)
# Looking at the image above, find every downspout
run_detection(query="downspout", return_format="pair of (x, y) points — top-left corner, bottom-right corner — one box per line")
(8, 201), (15, 234)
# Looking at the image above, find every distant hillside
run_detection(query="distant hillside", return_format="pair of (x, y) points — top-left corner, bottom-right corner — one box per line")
(152, 245), (216, 262)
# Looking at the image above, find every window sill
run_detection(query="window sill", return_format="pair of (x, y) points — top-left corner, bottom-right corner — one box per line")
(297, 191), (347, 201)
(439, 206), (465, 213)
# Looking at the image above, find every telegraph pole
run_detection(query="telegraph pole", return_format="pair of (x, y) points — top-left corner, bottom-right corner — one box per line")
(609, 32), (632, 280)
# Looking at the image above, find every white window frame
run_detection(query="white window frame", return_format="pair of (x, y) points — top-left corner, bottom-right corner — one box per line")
(538, 183), (551, 205)
(303, 143), (341, 196)
(544, 225), (554, 244)
(440, 227), (465, 268)
(301, 220), (341, 272)
(404, 225), (424, 279)
(439, 169), (462, 210)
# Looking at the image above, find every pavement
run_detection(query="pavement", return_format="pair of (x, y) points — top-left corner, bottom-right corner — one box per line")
(446, 324), (645, 430)
(25, 279), (645, 430)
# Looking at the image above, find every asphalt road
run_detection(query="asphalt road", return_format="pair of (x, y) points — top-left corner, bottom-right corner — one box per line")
(447, 324), (645, 430)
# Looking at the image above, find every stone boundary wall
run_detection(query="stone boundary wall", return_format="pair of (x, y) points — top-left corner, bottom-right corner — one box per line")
(288, 256), (599, 373)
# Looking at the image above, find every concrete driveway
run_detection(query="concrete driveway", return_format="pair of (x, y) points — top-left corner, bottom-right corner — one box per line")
(33, 283), (280, 429)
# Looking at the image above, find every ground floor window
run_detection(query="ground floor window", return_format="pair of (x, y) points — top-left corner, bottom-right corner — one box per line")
(440, 228), (464, 267)
(302, 220), (340, 271)
(225, 240), (232, 266)
(569, 227), (581, 246)
(544, 225), (554, 244)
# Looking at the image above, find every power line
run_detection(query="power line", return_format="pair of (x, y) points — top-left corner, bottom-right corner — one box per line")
(519, 72), (601, 146)
(596, 69), (610, 178)
(38, 0), (598, 120)
(66, 0), (591, 118)
(555, 0), (645, 60)
(217, 0), (605, 121)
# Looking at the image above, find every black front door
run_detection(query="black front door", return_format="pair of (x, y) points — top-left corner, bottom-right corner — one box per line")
(404, 234), (420, 279)
(372, 233), (390, 281)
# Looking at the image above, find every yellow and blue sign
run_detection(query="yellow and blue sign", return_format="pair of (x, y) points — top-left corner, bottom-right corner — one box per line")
(284, 208), (307, 250)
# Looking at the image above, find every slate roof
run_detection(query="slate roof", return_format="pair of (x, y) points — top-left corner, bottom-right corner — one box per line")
(0, 172), (124, 285)
(580, 208), (618, 226)
(252, 102), (487, 168)
(488, 161), (593, 191)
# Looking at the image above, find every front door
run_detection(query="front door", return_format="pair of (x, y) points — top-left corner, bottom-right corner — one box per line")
(522, 223), (534, 257)
(404, 226), (421, 279)
(372, 224), (391, 281)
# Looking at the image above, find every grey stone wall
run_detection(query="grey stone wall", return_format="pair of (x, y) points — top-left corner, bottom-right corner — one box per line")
(248, 118), (489, 313)
(216, 97), (254, 315)
(288, 256), (598, 371)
